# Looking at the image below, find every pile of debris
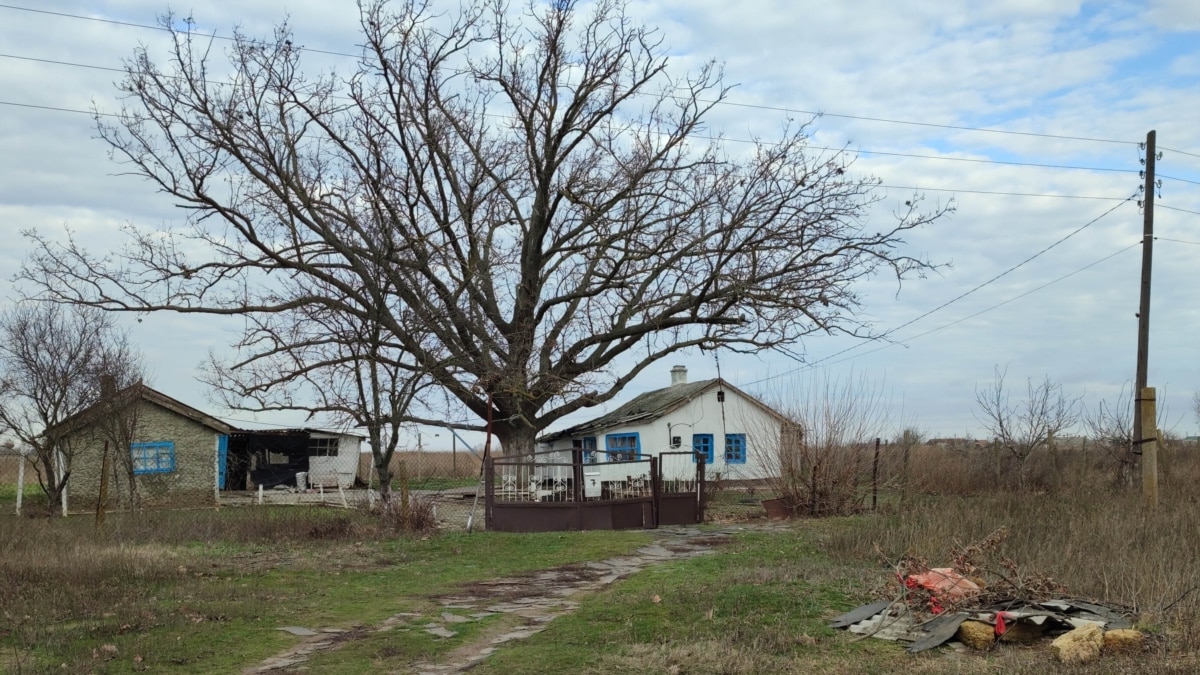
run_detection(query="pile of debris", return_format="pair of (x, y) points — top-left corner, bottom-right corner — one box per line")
(830, 529), (1144, 664)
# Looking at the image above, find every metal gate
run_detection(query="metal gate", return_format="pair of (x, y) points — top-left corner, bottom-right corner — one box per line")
(485, 449), (705, 532)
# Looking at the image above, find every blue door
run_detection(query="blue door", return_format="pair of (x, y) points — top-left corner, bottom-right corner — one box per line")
(217, 435), (229, 489)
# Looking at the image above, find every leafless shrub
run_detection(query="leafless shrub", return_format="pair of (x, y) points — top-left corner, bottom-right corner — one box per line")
(974, 367), (1079, 491)
(762, 372), (892, 517)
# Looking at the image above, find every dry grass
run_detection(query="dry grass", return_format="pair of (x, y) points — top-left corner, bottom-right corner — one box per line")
(819, 442), (1200, 655)
(357, 450), (483, 482)
(0, 455), (38, 484)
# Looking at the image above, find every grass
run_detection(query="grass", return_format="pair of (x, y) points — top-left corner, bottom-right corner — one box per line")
(1, 507), (651, 673)
(7, 443), (1200, 672)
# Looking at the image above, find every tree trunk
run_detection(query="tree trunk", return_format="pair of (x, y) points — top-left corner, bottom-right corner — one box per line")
(492, 424), (539, 460)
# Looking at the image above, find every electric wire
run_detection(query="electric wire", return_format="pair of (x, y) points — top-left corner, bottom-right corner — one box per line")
(1162, 146), (1200, 161)
(1155, 236), (1200, 246)
(0, 97), (1147, 203)
(1157, 204), (1200, 217)
(1159, 174), (1200, 186)
(792, 237), (1137, 372)
(741, 193), (1138, 386)
(0, 3), (1143, 147)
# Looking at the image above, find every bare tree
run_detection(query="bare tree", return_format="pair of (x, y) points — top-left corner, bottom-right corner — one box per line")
(763, 372), (893, 516)
(203, 268), (438, 505)
(0, 304), (142, 515)
(21, 0), (950, 455)
(975, 367), (1079, 491)
(1083, 388), (1134, 488)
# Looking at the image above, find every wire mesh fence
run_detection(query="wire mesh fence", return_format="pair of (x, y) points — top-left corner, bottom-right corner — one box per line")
(1, 443), (488, 532)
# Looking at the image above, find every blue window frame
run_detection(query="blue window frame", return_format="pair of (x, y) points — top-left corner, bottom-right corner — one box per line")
(692, 434), (714, 463)
(574, 436), (598, 463)
(724, 434), (747, 464)
(605, 432), (641, 462)
(131, 441), (176, 475)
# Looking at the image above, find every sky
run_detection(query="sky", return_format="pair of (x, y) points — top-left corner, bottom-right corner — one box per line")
(1, 0), (1199, 447)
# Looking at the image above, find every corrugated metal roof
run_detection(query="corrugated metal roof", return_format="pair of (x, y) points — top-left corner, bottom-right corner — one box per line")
(540, 379), (719, 441)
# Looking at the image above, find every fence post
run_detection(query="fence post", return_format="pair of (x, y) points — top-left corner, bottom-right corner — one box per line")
(697, 456), (706, 523)
(871, 437), (880, 511)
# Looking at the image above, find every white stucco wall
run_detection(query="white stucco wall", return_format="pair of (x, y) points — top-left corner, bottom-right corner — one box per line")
(543, 384), (784, 482)
(307, 433), (361, 488)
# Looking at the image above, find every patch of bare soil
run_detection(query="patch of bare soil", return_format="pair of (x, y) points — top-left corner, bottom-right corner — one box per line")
(245, 525), (747, 674)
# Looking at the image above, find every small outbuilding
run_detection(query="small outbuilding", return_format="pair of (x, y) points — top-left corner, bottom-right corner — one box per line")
(223, 428), (363, 491)
(58, 384), (235, 512)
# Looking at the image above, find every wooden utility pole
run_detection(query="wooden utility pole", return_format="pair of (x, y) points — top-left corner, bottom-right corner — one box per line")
(1140, 387), (1158, 507)
(1133, 130), (1156, 453)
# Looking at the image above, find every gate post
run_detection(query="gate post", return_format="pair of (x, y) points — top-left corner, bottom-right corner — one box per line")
(649, 457), (660, 528)
(484, 457), (495, 530)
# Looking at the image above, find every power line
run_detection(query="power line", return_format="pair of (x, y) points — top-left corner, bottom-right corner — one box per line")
(0, 98), (1147, 203)
(742, 193), (1138, 386)
(0, 4), (361, 59)
(1158, 204), (1200, 217)
(0, 52), (126, 73)
(1162, 146), (1200, 161)
(712, 98), (1136, 145)
(0, 3), (1143, 147)
(1160, 174), (1200, 186)
(1155, 236), (1200, 246)
(879, 185), (1129, 201)
(802, 241), (1143, 372)
(0, 100), (115, 117)
(0, 47), (1144, 177)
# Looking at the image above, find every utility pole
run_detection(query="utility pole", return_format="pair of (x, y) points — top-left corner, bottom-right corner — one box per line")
(1133, 129), (1156, 456)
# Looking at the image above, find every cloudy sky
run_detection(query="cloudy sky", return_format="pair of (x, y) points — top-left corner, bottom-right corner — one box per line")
(1, 0), (1199, 445)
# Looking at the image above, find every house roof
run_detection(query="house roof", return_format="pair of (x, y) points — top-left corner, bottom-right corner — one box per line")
(540, 378), (789, 442)
(52, 383), (237, 437)
(234, 427), (366, 440)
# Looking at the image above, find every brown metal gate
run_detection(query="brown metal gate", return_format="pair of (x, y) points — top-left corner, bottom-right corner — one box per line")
(485, 450), (705, 532)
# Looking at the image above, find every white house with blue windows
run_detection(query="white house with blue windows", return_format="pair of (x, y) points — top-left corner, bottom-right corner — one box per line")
(537, 366), (791, 482)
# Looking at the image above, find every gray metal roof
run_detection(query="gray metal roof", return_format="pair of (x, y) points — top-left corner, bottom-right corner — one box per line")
(540, 379), (720, 442)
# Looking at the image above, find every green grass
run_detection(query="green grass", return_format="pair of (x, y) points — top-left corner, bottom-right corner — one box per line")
(1, 508), (651, 673)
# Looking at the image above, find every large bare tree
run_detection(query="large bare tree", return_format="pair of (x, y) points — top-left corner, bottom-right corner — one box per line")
(0, 303), (142, 514)
(21, 0), (949, 454)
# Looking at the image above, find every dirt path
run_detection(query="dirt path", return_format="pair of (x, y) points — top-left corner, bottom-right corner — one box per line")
(246, 525), (770, 674)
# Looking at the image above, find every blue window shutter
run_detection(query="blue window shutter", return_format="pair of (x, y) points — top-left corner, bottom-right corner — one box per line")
(217, 435), (229, 489)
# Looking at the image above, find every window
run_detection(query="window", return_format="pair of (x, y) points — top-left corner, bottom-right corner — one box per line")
(605, 432), (641, 462)
(573, 437), (598, 463)
(724, 434), (746, 464)
(131, 441), (175, 475)
(692, 434), (714, 464)
(309, 437), (338, 457)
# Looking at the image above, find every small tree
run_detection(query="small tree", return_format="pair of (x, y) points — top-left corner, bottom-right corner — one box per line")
(974, 367), (1079, 491)
(893, 426), (925, 505)
(764, 372), (892, 516)
(1084, 389), (1134, 488)
(0, 304), (141, 515)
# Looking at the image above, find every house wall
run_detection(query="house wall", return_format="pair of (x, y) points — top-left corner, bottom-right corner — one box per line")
(544, 386), (784, 482)
(68, 400), (220, 511)
(307, 434), (361, 488)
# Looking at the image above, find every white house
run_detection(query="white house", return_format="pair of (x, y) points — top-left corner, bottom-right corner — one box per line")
(537, 366), (791, 483)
